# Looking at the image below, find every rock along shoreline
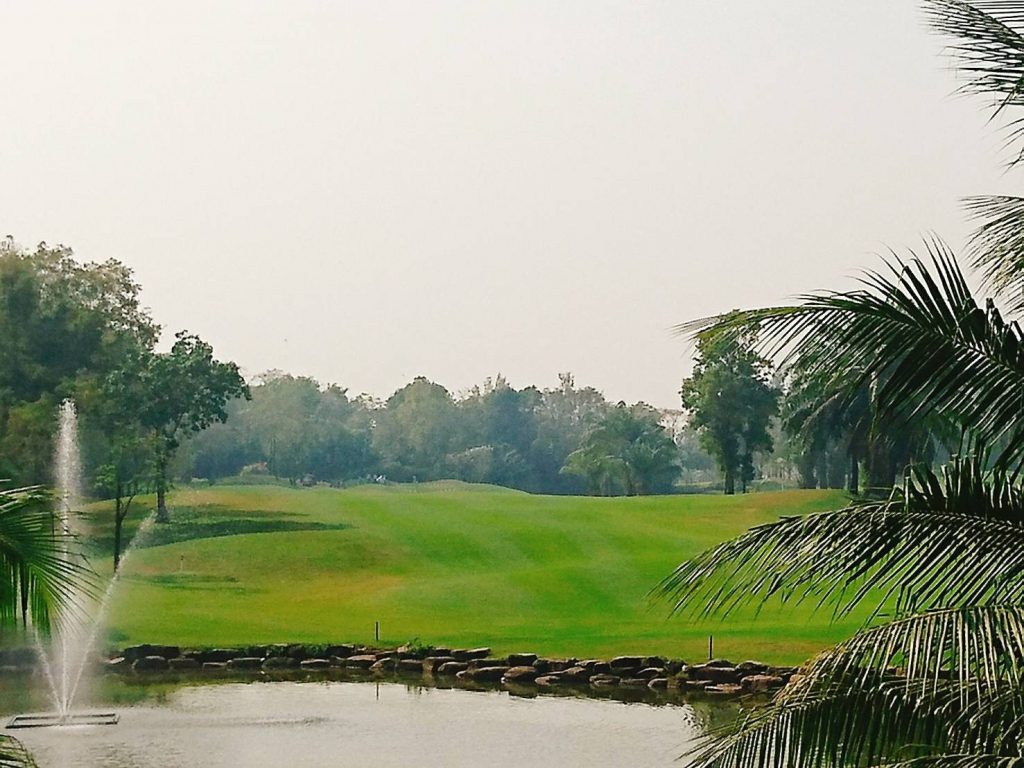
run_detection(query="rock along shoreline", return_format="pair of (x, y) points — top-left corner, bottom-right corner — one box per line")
(1, 643), (795, 703)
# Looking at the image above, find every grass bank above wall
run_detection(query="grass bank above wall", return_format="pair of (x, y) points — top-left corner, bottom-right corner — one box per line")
(90, 483), (854, 664)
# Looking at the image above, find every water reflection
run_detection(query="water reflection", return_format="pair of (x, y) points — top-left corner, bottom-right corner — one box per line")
(3, 677), (737, 768)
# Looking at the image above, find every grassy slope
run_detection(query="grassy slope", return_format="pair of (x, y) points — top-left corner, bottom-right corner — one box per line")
(99, 482), (856, 664)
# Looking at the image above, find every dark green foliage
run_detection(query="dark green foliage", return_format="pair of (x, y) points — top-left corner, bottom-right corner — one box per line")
(685, 247), (1020, 473)
(373, 377), (458, 482)
(681, 330), (780, 494)
(0, 486), (93, 633)
(184, 370), (697, 495)
(0, 736), (36, 768)
(562, 403), (680, 495)
(0, 239), (157, 486)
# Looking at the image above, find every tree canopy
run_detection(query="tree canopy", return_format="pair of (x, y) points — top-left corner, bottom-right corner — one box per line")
(680, 331), (779, 494)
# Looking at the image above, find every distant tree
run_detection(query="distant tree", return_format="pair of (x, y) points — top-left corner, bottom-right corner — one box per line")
(373, 377), (457, 481)
(530, 373), (611, 493)
(561, 442), (622, 495)
(453, 376), (541, 489)
(680, 331), (779, 494)
(128, 333), (248, 520)
(782, 371), (870, 492)
(781, 355), (949, 496)
(305, 384), (376, 482)
(89, 353), (155, 570)
(184, 374), (376, 485)
(562, 403), (679, 495)
(675, 425), (719, 486)
(183, 413), (256, 481)
(445, 445), (495, 484)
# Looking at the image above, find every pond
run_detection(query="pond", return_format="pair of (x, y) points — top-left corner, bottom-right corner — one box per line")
(3, 678), (736, 768)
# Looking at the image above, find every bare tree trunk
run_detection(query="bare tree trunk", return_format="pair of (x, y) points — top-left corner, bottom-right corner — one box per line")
(155, 452), (170, 523)
(114, 493), (123, 572)
(156, 482), (168, 523)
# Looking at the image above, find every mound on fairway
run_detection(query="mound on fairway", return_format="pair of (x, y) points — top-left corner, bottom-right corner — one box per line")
(99, 482), (854, 664)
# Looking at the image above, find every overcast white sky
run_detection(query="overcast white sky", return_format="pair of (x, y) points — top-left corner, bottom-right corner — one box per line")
(2, 1), (1017, 408)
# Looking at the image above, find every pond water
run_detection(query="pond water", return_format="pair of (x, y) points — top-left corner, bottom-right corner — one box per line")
(4, 680), (732, 768)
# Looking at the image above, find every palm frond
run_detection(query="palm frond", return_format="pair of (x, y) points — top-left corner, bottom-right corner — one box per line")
(693, 669), (1024, 768)
(0, 486), (94, 632)
(902, 455), (1024, 522)
(690, 677), (963, 768)
(882, 757), (1024, 768)
(0, 736), (36, 768)
(660, 499), (1024, 620)
(678, 244), (1024, 472)
(925, 0), (1024, 164)
(964, 196), (1024, 314)
(799, 605), (1024, 706)
(662, 456), (1024, 620)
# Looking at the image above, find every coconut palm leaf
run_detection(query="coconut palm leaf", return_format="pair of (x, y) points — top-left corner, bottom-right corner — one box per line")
(964, 196), (1024, 314)
(925, 1), (1024, 320)
(691, 675), (1024, 768)
(679, 244), (1024, 472)
(661, 456), (1024, 619)
(925, 1), (1024, 108)
(884, 757), (1024, 768)
(925, 1), (1024, 164)
(901, 454), (1024, 522)
(796, 605), (1024, 707)
(689, 676), (964, 768)
(662, 504), (1024, 620)
(0, 736), (36, 768)
(0, 486), (92, 632)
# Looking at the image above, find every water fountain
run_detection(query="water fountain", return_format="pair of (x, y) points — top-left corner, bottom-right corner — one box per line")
(8, 400), (132, 729)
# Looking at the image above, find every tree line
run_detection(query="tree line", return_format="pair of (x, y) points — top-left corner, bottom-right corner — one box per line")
(0, 240), (713, 510)
(182, 372), (688, 496)
(1, 236), (938, 517)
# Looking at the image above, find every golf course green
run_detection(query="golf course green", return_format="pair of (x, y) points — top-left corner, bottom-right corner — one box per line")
(96, 482), (857, 664)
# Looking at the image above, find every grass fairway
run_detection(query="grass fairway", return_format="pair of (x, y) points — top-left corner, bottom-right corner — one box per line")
(97, 482), (858, 664)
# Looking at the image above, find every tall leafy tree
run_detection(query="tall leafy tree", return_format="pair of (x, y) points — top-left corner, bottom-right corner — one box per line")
(373, 377), (458, 481)
(452, 376), (541, 489)
(89, 331), (246, 566)
(139, 333), (248, 519)
(680, 331), (780, 494)
(665, 3), (1024, 766)
(0, 240), (157, 485)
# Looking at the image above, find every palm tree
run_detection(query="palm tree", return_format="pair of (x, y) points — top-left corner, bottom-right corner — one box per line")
(664, 2), (1024, 766)
(1, 486), (89, 768)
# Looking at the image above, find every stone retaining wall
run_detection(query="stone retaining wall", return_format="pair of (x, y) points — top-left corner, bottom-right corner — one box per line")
(7, 643), (797, 699)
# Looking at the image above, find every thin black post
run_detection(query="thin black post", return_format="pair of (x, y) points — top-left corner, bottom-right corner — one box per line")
(708, 634), (714, 661)
(374, 621), (380, 642)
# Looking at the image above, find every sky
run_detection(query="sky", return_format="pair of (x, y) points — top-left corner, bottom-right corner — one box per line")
(2, 1), (1018, 408)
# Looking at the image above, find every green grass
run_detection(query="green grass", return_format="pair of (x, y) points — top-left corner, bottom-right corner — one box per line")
(90, 482), (858, 664)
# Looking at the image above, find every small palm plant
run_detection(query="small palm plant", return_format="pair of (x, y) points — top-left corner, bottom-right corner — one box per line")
(1, 486), (90, 768)
(665, 2), (1024, 765)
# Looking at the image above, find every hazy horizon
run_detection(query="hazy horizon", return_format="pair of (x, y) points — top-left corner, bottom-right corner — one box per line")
(3, 1), (1017, 409)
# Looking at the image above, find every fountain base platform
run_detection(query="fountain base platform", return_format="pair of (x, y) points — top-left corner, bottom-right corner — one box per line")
(7, 713), (119, 729)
